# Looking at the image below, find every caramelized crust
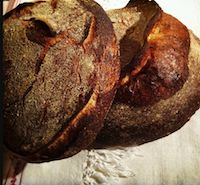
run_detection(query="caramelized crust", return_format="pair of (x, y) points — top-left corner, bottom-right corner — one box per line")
(3, 0), (120, 162)
(94, 31), (200, 147)
(107, 0), (161, 70)
(92, 1), (197, 148)
(117, 12), (190, 106)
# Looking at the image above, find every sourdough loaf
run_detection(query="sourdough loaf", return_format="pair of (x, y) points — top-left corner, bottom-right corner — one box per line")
(94, 0), (199, 147)
(3, 0), (120, 162)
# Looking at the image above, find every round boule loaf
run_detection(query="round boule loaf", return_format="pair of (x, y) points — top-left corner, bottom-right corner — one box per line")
(3, 0), (120, 162)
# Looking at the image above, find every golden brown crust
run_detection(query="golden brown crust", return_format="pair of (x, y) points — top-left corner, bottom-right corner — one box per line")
(3, 0), (120, 162)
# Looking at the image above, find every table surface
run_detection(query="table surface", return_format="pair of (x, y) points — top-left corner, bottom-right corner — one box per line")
(3, 0), (200, 185)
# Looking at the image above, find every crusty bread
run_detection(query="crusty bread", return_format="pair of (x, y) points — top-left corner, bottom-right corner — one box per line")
(4, 0), (199, 160)
(3, 0), (120, 162)
(107, 0), (162, 69)
(93, 2), (199, 148)
(108, 0), (190, 106)
(94, 30), (200, 148)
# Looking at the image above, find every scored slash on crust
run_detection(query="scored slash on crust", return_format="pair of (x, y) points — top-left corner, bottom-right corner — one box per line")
(3, 0), (120, 162)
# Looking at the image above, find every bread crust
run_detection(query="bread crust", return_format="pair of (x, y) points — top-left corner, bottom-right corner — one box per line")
(3, 0), (120, 162)
(93, 3), (197, 148)
(95, 31), (200, 147)
(115, 10), (190, 106)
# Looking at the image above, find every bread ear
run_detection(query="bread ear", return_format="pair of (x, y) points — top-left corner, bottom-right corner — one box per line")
(93, 30), (200, 148)
(92, 1), (198, 148)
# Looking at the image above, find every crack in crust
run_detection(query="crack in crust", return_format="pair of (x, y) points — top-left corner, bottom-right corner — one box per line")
(3, 0), (120, 162)
(83, 16), (96, 51)
(93, 0), (194, 148)
(116, 12), (190, 106)
(94, 31), (200, 148)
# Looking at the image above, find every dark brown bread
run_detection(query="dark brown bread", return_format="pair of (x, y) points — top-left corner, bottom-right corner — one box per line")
(3, 0), (120, 162)
(93, 2), (199, 148)
(108, 0), (162, 70)
(95, 31), (200, 147)
(117, 12), (190, 106)
(107, 0), (190, 106)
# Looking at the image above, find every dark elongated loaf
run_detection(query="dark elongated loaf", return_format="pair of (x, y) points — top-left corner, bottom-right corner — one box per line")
(3, 0), (120, 162)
